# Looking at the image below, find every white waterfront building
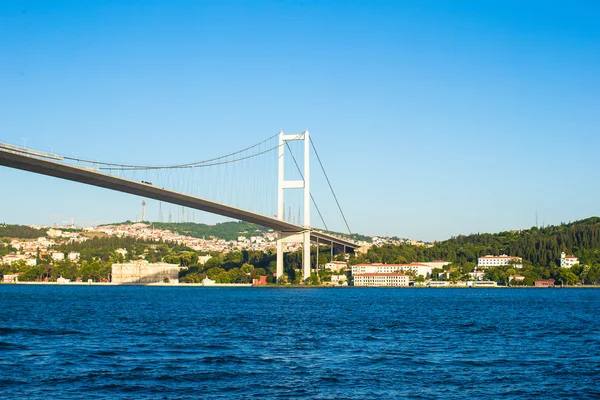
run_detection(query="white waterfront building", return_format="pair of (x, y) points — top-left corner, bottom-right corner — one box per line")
(324, 261), (347, 272)
(467, 280), (498, 287)
(352, 263), (432, 278)
(353, 273), (409, 287)
(477, 255), (522, 269)
(560, 252), (579, 268)
(111, 260), (180, 284)
(330, 274), (348, 285)
(469, 270), (486, 281)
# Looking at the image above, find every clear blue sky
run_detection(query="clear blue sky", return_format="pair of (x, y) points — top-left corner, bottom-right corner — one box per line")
(1, 0), (599, 241)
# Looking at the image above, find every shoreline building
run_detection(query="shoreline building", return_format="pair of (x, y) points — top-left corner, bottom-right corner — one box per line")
(352, 263), (432, 278)
(419, 260), (451, 270)
(477, 255), (523, 269)
(535, 279), (555, 287)
(560, 252), (579, 268)
(353, 273), (409, 287)
(469, 270), (486, 281)
(111, 260), (180, 284)
(324, 261), (347, 272)
(2, 273), (21, 283)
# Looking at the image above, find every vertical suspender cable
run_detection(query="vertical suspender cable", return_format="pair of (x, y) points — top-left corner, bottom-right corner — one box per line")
(309, 137), (352, 234)
(284, 142), (329, 231)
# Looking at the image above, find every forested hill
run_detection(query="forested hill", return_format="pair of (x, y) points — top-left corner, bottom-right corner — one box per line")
(144, 221), (369, 242)
(438, 217), (600, 267)
(150, 221), (269, 241)
(0, 224), (47, 239)
(361, 217), (600, 268)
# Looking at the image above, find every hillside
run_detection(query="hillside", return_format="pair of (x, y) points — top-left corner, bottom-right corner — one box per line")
(359, 217), (600, 266)
(106, 220), (371, 243)
(0, 224), (47, 239)
(434, 217), (600, 267)
(355, 217), (600, 285)
(150, 221), (269, 241)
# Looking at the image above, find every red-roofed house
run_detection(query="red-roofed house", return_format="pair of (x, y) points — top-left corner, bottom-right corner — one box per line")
(535, 279), (555, 287)
(477, 255), (522, 269)
(560, 252), (579, 269)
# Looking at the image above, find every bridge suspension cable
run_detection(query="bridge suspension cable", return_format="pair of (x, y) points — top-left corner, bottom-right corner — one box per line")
(62, 133), (281, 170)
(96, 142), (283, 171)
(284, 141), (329, 231)
(310, 137), (352, 234)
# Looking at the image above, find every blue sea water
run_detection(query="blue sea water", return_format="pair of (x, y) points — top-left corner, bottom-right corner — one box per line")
(0, 286), (599, 399)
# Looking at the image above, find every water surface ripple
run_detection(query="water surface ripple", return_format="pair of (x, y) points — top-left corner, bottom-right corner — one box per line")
(0, 286), (599, 399)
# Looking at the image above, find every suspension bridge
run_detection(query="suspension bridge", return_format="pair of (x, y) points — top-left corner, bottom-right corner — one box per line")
(0, 131), (358, 282)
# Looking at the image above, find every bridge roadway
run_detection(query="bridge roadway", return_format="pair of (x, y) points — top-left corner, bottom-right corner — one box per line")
(0, 146), (358, 250)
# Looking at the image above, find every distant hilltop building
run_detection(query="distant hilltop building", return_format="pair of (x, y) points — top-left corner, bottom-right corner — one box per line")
(2, 254), (37, 267)
(111, 260), (180, 284)
(115, 248), (128, 257)
(477, 254), (523, 269)
(356, 244), (372, 254)
(198, 255), (212, 265)
(560, 252), (579, 268)
(47, 228), (63, 238)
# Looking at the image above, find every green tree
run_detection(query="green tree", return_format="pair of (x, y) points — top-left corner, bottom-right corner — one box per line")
(558, 268), (578, 285)
(240, 263), (254, 274)
(204, 256), (222, 270)
(207, 267), (225, 280)
(80, 261), (102, 282)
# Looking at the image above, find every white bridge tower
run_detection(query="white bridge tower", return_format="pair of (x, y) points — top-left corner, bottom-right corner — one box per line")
(276, 131), (311, 282)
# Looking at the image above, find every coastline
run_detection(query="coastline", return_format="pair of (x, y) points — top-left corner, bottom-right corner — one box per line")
(1, 282), (599, 288)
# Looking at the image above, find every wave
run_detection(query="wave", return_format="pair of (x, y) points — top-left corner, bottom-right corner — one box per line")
(0, 326), (81, 336)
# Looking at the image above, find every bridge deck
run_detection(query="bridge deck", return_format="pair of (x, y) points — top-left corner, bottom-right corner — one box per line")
(0, 146), (358, 249)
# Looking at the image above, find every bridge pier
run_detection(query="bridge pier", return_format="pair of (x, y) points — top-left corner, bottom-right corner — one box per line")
(276, 130), (312, 283)
(276, 233), (284, 281)
(303, 230), (311, 282)
(276, 230), (311, 283)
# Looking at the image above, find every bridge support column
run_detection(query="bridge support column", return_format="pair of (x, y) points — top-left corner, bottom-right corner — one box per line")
(303, 230), (311, 282)
(276, 130), (311, 283)
(316, 237), (320, 272)
(276, 232), (284, 281)
(276, 231), (312, 283)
